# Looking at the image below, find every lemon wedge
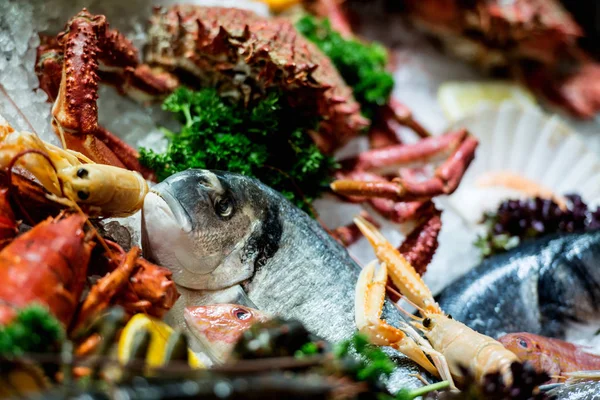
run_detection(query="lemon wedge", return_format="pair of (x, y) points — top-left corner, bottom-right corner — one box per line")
(118, 313), (204, 369)
(257, 0), (301, 12)
(438, 81), (537, 122)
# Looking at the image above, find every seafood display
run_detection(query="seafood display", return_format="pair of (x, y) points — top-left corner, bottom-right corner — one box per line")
(1, 0), (600, 398)
(35, 5), (479, 257)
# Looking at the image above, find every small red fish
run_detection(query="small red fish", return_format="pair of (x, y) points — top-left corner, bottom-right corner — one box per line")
(499, 332), (600, 379)
(184, 304), (270, 363)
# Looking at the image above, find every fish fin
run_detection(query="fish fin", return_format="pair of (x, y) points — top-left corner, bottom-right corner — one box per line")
(563, 370), (600, 381)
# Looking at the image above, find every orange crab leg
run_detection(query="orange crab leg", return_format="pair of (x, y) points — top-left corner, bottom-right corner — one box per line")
(74, 246), (140, 330)
(38, 9), (157, 180)
(339, 129), (468, 174)
(386, 98), (431, 138)
(332, 132), (478, 201)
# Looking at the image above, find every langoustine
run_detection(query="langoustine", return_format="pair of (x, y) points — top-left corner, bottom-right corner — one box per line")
(0, 112), (148, 218)
(352, 216), (519, 388)
(0, 113), (179, 340)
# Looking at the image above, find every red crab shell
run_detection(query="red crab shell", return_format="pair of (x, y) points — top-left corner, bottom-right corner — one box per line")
(146, 5), (368, 154)
(404, 0), (582, 67)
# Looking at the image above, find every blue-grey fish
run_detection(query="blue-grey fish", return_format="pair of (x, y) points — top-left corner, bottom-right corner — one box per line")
(141, 169), (424, 390)
(437, 231), (600, 339)
(546, 381), (600, 400)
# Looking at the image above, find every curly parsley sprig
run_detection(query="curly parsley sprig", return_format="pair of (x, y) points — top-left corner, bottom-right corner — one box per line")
(139, 88), (337, 214)
(296, 15), (394, 120)
(0, 304), (64, 357)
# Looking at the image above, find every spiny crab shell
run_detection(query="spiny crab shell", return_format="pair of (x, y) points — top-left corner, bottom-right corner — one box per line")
(404, 0), (583, 68)
(146, 5), (368, 154)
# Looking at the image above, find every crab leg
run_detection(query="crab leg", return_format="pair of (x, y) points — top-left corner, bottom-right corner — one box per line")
(397, 207), (442, 276)
(40, 9), (156, 179)
(340, 130), (469, 174)
(333, 170), (429, 223)
(73, 246), (140, 331)
(332, 132), (478, 201)
(36, 35), (64, 101)
(385, 98), (431, 139)
(368, 125), (401, 149)
(356, 260), (438, 377)
(331, 211), (380, 246)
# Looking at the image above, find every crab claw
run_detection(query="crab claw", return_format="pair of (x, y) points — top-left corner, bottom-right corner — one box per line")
(356, 260), (439, 377)
(354, 216), (441, 314)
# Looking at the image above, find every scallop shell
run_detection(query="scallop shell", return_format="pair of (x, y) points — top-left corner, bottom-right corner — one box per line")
(444, 102), (600, 224)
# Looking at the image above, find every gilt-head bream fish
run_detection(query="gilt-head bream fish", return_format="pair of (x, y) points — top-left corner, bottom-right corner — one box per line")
(141, 169), (424, 390)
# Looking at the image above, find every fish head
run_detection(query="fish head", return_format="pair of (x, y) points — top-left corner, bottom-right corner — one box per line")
(184, 303), (270, 363)
(499, 333), (540, 356)
(498, 332), (554, 372)
(142, 169), (282, 290)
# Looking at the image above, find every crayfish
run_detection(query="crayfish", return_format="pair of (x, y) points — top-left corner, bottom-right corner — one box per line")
(353, 216), (519, 389)
(0, 114), (179, 356)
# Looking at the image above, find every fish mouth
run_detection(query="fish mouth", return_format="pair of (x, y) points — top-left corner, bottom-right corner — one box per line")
(183, 307), (226, 364)
(149, 181), (193, 234)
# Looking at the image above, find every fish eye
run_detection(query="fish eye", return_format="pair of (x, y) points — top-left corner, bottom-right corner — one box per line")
(77, 190), (90, 200)
(215, 197), (233, 218)
(518, 339), (529, 349)
(233, 307), (251, 321)
(76, 168), (88, 178)
(423, 318), (432, 328)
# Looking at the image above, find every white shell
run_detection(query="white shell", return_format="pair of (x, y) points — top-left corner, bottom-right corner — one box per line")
(444, 102), (600, 225)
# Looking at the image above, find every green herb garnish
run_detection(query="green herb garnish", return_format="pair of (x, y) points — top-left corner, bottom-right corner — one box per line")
(139, 87), (338, 214)
(0, 304), (64, 357)
(335, 333), (395, 384)
(296, 15), (394, 120)
(393, 381), (451, 400)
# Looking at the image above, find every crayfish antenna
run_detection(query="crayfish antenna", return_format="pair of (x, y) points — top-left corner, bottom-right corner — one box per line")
(0, 83), (38, 135)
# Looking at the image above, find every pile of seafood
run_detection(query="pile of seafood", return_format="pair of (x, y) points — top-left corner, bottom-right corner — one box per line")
(1, 0), (600, 399)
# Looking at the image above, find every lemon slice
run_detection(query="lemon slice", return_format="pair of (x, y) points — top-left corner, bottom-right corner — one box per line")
(118, 313), (204, 369)
(257, 0), (300, 12)
(438, 81), (537, 122)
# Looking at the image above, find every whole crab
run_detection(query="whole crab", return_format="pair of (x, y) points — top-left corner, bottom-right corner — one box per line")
(383, 0), (600, 119)
(36, 5), (479, 274)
